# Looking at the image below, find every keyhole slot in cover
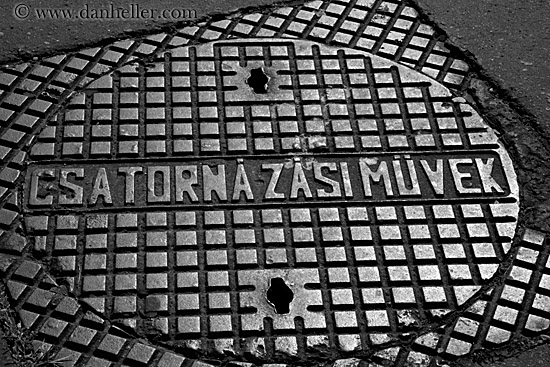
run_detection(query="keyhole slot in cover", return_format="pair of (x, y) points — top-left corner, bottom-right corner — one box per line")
(247, 67), (269, 94)
(266, 277), (294, 314)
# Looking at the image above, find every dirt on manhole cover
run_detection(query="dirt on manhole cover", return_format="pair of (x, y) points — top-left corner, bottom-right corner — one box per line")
(22, 39), (519, 362)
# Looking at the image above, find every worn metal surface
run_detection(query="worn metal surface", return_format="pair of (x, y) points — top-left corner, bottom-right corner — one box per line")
(0, 0), (548, 366)
(0, 0), (472, 236)
(19, 38), (518, 362)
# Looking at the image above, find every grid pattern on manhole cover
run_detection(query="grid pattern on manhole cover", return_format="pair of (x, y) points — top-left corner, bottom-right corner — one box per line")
(29, 43), (470, 159)
(0, 0), (472, 242)
(22, 39), (519, 358)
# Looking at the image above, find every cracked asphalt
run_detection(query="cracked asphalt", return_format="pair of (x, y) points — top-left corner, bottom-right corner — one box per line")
(414, 0), (550, 158)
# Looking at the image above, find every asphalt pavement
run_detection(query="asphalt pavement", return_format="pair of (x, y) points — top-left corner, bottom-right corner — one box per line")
(490, 345), (550, 367)
(412, 4), (550, 364)
(0, 0), (281, 63)
(410, 3), (550, 363)
(414, 0), (550, 155)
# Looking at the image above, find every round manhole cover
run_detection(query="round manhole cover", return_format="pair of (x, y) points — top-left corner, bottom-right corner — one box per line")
(23, 39), (519, 361)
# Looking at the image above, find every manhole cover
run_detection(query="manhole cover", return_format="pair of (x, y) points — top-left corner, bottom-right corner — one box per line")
(23, 39), (519, 360)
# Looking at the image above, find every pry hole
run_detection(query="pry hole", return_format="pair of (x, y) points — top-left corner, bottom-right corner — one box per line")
(266, 277), (294, 314)
(247, 67), (269, 94)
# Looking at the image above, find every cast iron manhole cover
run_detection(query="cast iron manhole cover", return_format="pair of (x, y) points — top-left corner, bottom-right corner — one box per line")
(23, 39), (518, 360)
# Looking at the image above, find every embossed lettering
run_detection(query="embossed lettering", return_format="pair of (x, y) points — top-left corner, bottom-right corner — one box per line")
(59, 168), (84, 205)
(290, 159), (313, 199)
(420, 159), (444, 196)
(262, 163), (284, 199)
(90, 168), (112, 205)
(313, 162), (342, 198)
(118, 166), (143, 204)
(175, 166), (199, 203)
(449, 159), (482, 194)
(359, 159), (394, 197)
(475, 158), (505, 194)
(233, 159), (254, 201)
(202, 165), (227, 202)
(29, 168), (54, 206)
